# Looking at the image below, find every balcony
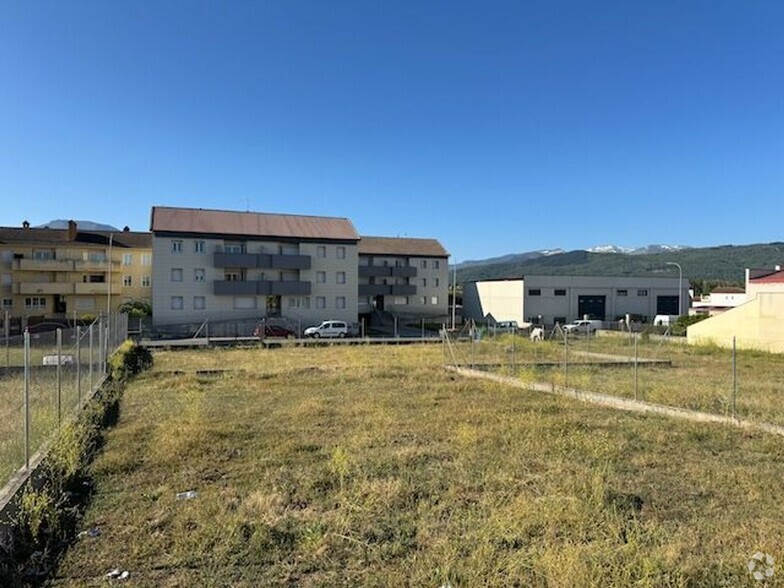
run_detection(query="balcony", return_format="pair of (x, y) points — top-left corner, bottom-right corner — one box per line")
(75, 282), (111, 295)
(270, 281), (311, 295)
(214, 252), (312, 270)
(390, 284), (417, 295)
(214, 280), (259, 296)
(74, 259), (120, 272)
(15, 259), (75, 272)
(358, 265), (417, 278)
(359, 284), (392, 296)
(15, 282), (76, 295)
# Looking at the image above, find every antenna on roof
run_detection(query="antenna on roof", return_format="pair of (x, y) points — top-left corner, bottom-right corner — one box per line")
(245, 197), (250, 212)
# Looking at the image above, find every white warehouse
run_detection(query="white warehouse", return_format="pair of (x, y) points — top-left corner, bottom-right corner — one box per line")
(463, 275), (689, 326)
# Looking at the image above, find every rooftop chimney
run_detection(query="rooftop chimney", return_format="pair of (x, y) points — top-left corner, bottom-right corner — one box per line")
(123, 226), (130, 232)
(67, 220), (77, 241)
(22, 220), (29, 229)
(776, 265), (781, 272)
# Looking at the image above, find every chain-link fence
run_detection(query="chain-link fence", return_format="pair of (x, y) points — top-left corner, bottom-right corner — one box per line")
(442, 323), (784, 429)
(0, 314), (128, 488)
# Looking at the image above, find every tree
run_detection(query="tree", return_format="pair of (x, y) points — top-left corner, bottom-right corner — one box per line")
(118, 300), (152, 318)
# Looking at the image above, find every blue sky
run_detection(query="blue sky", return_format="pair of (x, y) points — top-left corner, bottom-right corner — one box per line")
(2, 1), (782, 261)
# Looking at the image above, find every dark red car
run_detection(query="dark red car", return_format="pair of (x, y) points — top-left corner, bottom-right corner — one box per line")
(253, 324), (296, 339)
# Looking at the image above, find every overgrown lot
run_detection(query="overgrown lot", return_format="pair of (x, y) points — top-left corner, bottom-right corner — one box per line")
(52, 345), (783, 587)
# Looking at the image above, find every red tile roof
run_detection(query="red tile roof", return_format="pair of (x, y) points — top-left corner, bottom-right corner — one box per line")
(151, 206), (359, 241)
(358, 236), (449, 257)
(749, 270), (784, 284)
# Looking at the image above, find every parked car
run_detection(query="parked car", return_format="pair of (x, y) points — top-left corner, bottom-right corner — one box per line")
(304, 320), (349, 338)
(563, 319), (602, 334)
(253, 323), (296, 339)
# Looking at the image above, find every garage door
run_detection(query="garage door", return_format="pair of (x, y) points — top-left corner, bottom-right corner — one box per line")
(578, 295), (606, 320)
(657, 295), (679, 315)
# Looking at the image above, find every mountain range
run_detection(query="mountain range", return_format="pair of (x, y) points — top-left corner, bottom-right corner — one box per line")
(456, 242), (784, 286)
(36, 219), (120, 232)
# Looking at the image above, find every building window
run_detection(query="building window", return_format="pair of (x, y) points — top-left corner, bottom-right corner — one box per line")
(141, 275), (151, 288)
(171, 296), (184, 310)
(316, 271), (326, 284)
(87, 274), (105, 283)
(434, 260), (440, 269)
(316, 296), (326, 309)
(337, 271), (346, 284)
(225, 270), (243, 281)
(233, 297), (256, 310)
(195, 241), (206, 254)
(435, 278), (440, 287)
(394, 296), (408, 305)
(122, 253), (133, 266)
(122, 275), (133, 287)
(224, 242), (245, 254)
(555, 289), (566, 296)
(420, 296), (427, 305)
(194, 268), (206, 282)
(431, 296), (439, 305)
(616, 289), (628, 296)
(1, 274), (10, 285)
(637, 289), (648, 296)
(171, 268), (183, 282)
(317, 246), (327, 258)
(75, 298), (94, 310)
(194, 296), (205, 310)
(141, 254), (152, 266)
(336, 296), (346, 309)
(172, 240), (183, 253)
(528, 289), (541, 296)
(420, 260), (427, 269)
(422, 278), (427, 288)
(33, 249), (55, 260)
(2, 298), (12, 309)
(337, 246), (346, 259)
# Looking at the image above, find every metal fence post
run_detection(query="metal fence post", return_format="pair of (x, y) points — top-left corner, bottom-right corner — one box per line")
(76, 325), (82, 402)
(421, 318), (425, 340)
(99, 318), (105, 375)
(56, 328), (62, 427)
(89, 323), (94, 393)
(732, 336), (737, 420)
(4, 310), (8, 369)
(394, 316), (398, 339)
(564, 331), (569, 389)
(24, 330), (30, 470)
(633, 333), (638, 401)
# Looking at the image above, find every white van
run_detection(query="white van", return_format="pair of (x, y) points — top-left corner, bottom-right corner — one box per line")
(653, 315), (679, 327)
(304, 320), (349, 338)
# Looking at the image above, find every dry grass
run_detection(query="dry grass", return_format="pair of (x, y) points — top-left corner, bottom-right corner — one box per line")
(450, 334), (784, 426)
(51, 344), (784, 587)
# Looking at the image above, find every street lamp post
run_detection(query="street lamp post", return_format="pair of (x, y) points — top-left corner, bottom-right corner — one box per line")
(666, 261), (683, 316)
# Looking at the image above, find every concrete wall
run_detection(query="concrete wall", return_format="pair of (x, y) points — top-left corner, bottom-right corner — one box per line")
(462, 280), (523, 324)
(687, 293), (784, 353)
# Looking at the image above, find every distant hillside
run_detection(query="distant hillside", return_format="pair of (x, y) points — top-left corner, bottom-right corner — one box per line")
(36, 219), (120, 231)
(457, 242), (784, 285)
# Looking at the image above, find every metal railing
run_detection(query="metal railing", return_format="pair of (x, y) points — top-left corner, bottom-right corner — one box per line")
(0, 313), (128, 487)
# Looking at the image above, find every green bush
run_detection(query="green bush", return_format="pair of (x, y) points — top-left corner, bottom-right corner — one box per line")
(108, 340), (153, 382)
(672, 314), (710, 336)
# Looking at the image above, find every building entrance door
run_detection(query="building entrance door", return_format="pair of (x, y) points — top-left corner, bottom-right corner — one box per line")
(578, 295), (606, 320)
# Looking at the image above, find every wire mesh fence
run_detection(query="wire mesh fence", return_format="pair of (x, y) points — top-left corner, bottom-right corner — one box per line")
(0, 313), (128, 489)
(441, 322), (784, 429)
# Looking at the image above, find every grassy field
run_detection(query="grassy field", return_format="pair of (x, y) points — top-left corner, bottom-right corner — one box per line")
(0, 351), (101, 485)
(448, 333), (784, 426)
(51, 344), (784, 587)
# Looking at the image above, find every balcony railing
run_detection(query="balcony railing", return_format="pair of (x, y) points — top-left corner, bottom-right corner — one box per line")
(214, 252), (311, 270)
(358, 265), (417, 278)
(14, 282), (76, 295)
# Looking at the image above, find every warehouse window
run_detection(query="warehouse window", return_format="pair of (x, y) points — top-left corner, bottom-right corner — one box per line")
(528, 289), (541, 296)
(554, 289), (566, 296)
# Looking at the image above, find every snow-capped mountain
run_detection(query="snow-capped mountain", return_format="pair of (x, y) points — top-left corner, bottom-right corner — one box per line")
(588, 244), (690, 255)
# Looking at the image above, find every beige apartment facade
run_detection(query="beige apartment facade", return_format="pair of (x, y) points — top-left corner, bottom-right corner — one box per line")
(0, 221), (152, 324)
(358, 237), (450, 318)
(150, 207), (360, 328)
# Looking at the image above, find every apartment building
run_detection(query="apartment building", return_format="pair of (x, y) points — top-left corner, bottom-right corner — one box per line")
(0, 221), (152, 323)
(150, 206), (360, 326)
(358, 236), (449, 317)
